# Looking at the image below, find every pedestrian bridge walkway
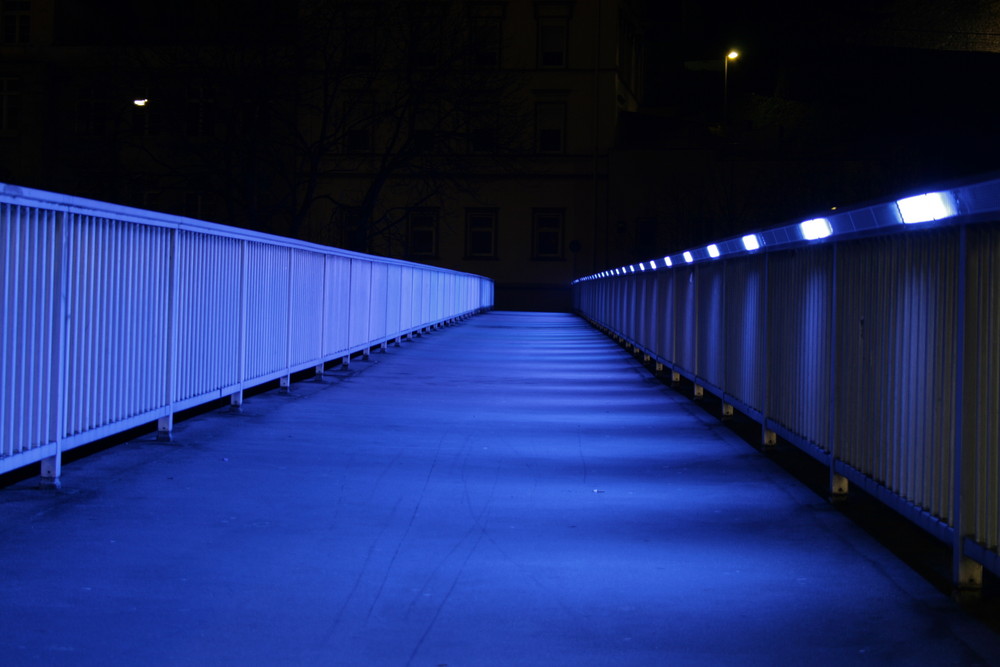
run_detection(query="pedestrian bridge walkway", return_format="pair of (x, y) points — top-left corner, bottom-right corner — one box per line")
(3, 311), (1000, 666)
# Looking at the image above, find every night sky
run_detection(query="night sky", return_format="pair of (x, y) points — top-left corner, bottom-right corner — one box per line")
(643, 0), (1000, 191)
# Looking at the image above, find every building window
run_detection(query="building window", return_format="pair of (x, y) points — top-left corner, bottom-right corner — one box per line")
(532, 208), (564, 259)
(471, 18), (502, 68)
(467, 101), (498, 153)
(343, 96), (375, 152)
(410, 101), (440, 152)
(407, 208), (439, 257)
(465, 208), (497, 258)
(618, 14), (644, 98)
(0, 77), (19, 132)
(340, 3), (378, 69)
(537, 20), (567, 67)
(409, 3), (448, 68)
(76, 88), (108, 136)
(1, 0), (30, 44)
(535, 101), (565, 153)
(468, 3), (504, 68)
(186, 84), (213, 137)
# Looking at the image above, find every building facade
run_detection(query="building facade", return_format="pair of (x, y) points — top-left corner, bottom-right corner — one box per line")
(1, 0), (646, 311)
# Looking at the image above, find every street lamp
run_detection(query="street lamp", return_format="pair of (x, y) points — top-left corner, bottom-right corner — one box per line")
(723, 50), (739, 126)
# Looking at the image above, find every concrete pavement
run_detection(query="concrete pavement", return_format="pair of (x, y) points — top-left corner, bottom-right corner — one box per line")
(2, 311), (1000, 666)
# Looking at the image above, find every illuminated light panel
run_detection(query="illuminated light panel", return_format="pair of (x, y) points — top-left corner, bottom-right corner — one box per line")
(649, 259), (657, 269)
(896, 192), (956, 224)
(742, 234), (761, 251)
(707, 244), (720, 258)
(683, 251), (693, 264)
(800, 217), (832, 240)
(664, 256), (673, 267)
(133, 99), (149, 107)
(629, 265), (635, 273)
(639, 263), (646, 271)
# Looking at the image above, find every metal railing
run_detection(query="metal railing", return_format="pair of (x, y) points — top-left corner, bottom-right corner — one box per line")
(573, 174), (1000, 588)
(1, 183), (493, 484)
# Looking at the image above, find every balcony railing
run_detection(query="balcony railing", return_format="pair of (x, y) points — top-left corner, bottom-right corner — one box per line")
(0, 183), (493, 485)
(573, 173), (1000, 588)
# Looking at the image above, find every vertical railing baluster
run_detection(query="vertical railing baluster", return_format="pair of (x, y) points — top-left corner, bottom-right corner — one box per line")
(158, 228), (178, 441)
(953, 225), (982, 589)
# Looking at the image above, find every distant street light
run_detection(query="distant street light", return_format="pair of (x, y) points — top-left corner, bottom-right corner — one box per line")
(724, 50), (739, 127)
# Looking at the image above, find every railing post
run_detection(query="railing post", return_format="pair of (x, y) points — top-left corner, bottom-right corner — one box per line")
(315, 252), (329, 381)
(761, 252), (775, 448)
(281, 247), (293, 393)
(0, 202), (9, 464)
(40, 210), (69, 488)
(231, 239), (248, 411)
(828, 244), (848, 500)
(952, 225), (982, 591)
(158, 228), (179, 442)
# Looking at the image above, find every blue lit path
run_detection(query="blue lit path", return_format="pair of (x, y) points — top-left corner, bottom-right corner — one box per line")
(3, 312), (1000, 666)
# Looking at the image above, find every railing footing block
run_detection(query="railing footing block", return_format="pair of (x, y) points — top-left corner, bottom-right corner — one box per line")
(830, 473), (849, 500)
(39, 454), (62, 489)
(954, 558), (984, 592)
(38, 476), (62, 490)
(157, 415), (174, 442)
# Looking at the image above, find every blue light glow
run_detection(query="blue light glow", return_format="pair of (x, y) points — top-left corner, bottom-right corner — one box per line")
(664, 256), (673, 267)
(639, 263), (646, 271)
(800, 218), (832, 240)
(896, 192), (956, 224)
(683, 251), (693, 264)
(742, 234), (761, 251)
(707, 244), (720, 258)
(649, 259), (657, 269)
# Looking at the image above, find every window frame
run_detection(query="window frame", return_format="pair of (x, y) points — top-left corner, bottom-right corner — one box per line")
(465, 208), (498, 259)
(535, 101), (566, 153)
(0, 76), (19, 132)
(536, 18), (567, 68)
(531, 208), (565, 260)
(407, 207), (440, 258)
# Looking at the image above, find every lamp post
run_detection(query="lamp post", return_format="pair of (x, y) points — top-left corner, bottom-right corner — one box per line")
(723, 49), (739, 127)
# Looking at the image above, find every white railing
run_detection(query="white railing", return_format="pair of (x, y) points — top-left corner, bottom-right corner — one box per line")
(0, 183), (493, 483)
(573, 173), (1000, 588)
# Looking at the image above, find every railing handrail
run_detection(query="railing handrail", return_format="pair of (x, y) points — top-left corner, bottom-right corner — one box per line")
(576, 170), (1000, 281)
(0, 182), (485, 279)
(573, 170), (1000, 591)
(1, 182), (493, 486)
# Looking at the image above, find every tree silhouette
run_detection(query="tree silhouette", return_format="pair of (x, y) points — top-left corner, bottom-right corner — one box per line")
(123, 0), (528, 253)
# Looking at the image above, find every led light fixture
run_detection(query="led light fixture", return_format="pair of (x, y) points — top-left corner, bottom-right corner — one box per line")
(707, 244), (720, 258)
(896, 192), (956, 224)
(742, 234), (761, 251)
(800, 218), (832, 240)
(683, 251), (693, 264)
